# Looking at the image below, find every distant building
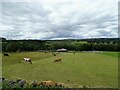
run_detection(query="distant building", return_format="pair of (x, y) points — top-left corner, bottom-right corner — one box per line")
(57, 48), (67, 52)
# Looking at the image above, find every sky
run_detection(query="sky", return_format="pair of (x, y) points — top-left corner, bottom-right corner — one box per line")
(0, 0), (119, 40)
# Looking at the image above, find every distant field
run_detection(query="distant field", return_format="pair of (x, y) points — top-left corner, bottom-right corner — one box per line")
(2, 51), (118, 88)
(99, 51), (118, 57)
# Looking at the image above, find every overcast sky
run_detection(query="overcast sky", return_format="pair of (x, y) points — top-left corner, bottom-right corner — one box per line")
(0, 0), (119, 40)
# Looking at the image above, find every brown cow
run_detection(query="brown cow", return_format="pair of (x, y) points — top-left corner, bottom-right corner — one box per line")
(54, 58), (62, 63)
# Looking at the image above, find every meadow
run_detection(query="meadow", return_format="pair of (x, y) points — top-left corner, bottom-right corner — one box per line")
(2, 51), (118, 88)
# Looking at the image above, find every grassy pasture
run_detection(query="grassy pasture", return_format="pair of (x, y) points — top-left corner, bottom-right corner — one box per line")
(99, 51), (118, 57)
(2, 51), (118, 88)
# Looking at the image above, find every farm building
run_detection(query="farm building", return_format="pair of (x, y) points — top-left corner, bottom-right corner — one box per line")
(57, 48), (67, 52)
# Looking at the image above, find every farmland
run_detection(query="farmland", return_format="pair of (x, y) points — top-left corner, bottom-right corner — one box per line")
(2, 51), (118, 88)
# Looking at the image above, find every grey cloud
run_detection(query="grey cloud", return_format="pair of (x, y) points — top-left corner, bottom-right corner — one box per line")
(1, 1), (118, 40)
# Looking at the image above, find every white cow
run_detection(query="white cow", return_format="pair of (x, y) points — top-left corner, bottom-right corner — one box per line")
(23, 57), (32, 64)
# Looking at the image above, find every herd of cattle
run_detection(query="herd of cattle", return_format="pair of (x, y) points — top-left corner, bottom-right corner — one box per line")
(3, 53), (33, 64)
(3, 52), (76, 64)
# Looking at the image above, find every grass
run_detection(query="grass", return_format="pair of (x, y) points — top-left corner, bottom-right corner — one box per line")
(2, 51), (118, 88)
(99, 51), (118, 57)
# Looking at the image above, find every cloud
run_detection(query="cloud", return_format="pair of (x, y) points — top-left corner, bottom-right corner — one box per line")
(0, 0), (119, 40)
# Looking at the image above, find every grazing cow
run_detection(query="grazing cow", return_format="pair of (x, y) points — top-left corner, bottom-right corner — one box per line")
(23, 58), (32, 64)
(54, 58), (62, 63)
(4, 53), (9, 56)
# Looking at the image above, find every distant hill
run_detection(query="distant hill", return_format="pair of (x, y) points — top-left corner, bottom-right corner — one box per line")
(1, 37), (119, 42)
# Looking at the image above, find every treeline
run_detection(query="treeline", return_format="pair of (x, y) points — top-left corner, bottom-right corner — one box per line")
(2, 40), (45, 52)
(1, 38), (120, 52)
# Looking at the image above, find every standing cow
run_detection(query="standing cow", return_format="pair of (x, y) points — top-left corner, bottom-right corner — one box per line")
(4, 53), (9, 56)
(23, 58), (32, 64)
(54, 58), (62, 63)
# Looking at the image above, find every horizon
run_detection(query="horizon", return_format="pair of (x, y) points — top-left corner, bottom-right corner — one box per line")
(1, 37), (119, 41)
(0, 0), (119, 40)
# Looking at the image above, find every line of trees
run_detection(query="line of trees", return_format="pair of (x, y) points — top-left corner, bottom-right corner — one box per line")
(1, 38), (119, 52)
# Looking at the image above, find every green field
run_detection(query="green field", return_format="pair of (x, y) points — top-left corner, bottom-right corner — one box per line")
(2, 51), (118, 88)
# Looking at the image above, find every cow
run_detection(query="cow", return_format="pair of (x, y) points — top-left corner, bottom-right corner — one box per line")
(4, 53), (9, 56)
(23, 58), (32, 64)
(54, 58), (62, 63)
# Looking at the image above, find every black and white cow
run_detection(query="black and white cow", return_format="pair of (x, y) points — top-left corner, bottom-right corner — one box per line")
(23, 58), (32, 64)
